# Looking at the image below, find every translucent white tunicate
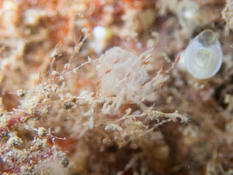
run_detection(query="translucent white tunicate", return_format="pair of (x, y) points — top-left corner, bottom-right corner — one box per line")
(178, 1), (198, 29)
(92, 26), (112, 53)
(93, 26), (108, 41)
(183, 29), (223, 79)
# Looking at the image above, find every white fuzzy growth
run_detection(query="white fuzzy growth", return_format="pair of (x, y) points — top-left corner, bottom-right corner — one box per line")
(96, 47), (149, 96)
(183, 30), (223, 79)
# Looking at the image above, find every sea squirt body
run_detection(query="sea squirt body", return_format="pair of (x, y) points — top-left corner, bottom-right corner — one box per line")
(184, 29), (223, 79)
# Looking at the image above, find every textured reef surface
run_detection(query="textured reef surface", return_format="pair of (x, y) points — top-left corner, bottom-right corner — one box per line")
(0, 0), (233, 175)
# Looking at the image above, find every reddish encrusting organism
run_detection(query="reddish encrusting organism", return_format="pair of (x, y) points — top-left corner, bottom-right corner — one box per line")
(7, 117), (22, 128)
